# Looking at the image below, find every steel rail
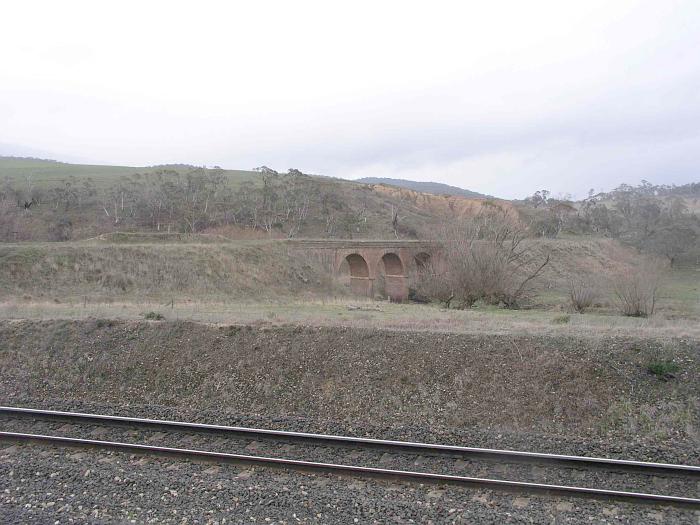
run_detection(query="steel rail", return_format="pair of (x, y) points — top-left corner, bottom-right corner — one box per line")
(1, 406), (698, 476)
(1, 431), (698, 508)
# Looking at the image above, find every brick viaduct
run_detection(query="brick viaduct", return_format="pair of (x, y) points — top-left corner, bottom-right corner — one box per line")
(287, 239), (438, 302)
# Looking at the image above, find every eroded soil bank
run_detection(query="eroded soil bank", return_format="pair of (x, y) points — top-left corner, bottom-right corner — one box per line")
(0, 319), (697, 451)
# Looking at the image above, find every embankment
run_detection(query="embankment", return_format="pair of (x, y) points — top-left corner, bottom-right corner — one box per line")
(0, 319), (696, 447)
(0, 241), (331, 301)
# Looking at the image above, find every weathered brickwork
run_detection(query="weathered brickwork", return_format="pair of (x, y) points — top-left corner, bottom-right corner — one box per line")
(288, 240), (437, 301)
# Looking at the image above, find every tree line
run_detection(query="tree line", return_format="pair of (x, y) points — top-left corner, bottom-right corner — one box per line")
(0, 167), (377, 241)
(522, 181), (700, 266)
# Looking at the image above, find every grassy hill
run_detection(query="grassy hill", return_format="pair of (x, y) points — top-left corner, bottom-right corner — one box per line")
(0, 157), (509, 242)
(2, 155), (697, 269)
(355, 177), (489, 198)
(0, 156), (259, 189)
(0, 238), (336, 302)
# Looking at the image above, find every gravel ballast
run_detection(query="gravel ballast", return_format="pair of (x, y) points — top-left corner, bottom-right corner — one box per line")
(2, 414), (696, 498)
(0, 319), (698, 522)
(2, 441), (698, 524)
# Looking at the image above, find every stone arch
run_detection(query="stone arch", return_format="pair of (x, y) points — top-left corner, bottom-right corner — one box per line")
(381, 252), (404, 276)
(341, 253), (372, 297)
(345, 253), (369, 277)
(378, 252), (408, 302)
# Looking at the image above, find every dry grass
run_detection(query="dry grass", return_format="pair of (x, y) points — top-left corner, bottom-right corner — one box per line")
(2, 298), (699, 340)
(0, 240), (337, 301)
(1, 237), (697, 328)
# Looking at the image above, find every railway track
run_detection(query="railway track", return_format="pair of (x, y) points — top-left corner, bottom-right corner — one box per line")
(1, 406), (699, 508)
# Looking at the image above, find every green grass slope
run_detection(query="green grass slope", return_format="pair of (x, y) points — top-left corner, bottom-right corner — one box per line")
(0, 156), (259, 189)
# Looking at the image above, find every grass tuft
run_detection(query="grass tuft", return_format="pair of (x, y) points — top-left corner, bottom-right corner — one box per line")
(647, 360), (680, 378)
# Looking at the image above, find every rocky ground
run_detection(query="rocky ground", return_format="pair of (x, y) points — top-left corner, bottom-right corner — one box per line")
(1, 437), (698, 524)
(0, 319), (698, 522)
(1, 400), (698, 524)
(1, 319), (698, 445)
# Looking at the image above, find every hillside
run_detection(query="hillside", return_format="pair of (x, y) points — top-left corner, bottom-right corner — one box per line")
(0, 156), (259, 189)
(3, 157), (698, 270)
(0, 238), (335, 302)
(0, 157), (509, 242)
(355, 177), (489, 198)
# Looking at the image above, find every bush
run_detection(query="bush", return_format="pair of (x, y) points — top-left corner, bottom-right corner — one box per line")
(647, 360), (680, 379)
(568, 277), (597, 313)
(413, 259), (457, 307)
(419, 206), (550, 309)
(612, 263), (662, 317)
(408, 287), (430, 304)
(143, 311), (165, 321)
(47, 217), (73, 241)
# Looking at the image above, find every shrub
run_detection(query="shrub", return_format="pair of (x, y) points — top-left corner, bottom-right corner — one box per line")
(420, 206), (550, 309)
(647, 360), (680, 378)
(568, 277), (597, 313)
(413, 259), (457, 307)
(408, 287), (430, 304)
(612, 263), (662, 317)
(47, 217), (73, 241)
(143, 311), (165, 321)
(552, 314), (571, 324)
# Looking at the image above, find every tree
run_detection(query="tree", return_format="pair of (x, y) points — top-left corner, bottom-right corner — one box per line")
(645, 223), (699, 267)
(253, 166), (278, 175)
(525, 189), (550, 208)
(418, 204), (550, 308)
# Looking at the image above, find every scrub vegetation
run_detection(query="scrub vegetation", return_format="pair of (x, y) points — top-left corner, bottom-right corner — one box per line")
(0, 156), (698, 452)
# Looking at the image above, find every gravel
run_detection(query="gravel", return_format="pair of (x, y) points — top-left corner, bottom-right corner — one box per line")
(2, 442), (698, 524)
(1, 415), (697, 498)
(1, 400), (699, 524)
(1, 319), (698, 522)
(1, 320), (698, 450)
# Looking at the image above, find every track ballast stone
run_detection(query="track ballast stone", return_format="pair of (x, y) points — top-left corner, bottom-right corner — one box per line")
(0, 319), (698, 522)
(1, 441), (698, 524)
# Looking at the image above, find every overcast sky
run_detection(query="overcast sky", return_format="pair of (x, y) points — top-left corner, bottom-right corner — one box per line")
(2, 1), (700, 198)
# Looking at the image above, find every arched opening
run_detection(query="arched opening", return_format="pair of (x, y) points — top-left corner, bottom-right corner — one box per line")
(377, 252), (407, 302)
(345, 253), (369, 277)
(339, 253), (372, 296)
(381, 253), (404, 276)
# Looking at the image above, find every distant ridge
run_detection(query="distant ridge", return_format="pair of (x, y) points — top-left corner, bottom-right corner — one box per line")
(355, 177), (490, 198)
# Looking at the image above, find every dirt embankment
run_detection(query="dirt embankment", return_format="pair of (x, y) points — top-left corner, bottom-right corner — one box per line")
(372, 184), (518, 221)
(0, 320), (697, 445)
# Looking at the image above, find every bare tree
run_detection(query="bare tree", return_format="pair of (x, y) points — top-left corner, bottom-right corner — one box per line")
(419, 204), (550, 308)
(390, 203), (400, 239)
(612, 263), (662, 317)
(568, 277), (597, 313)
